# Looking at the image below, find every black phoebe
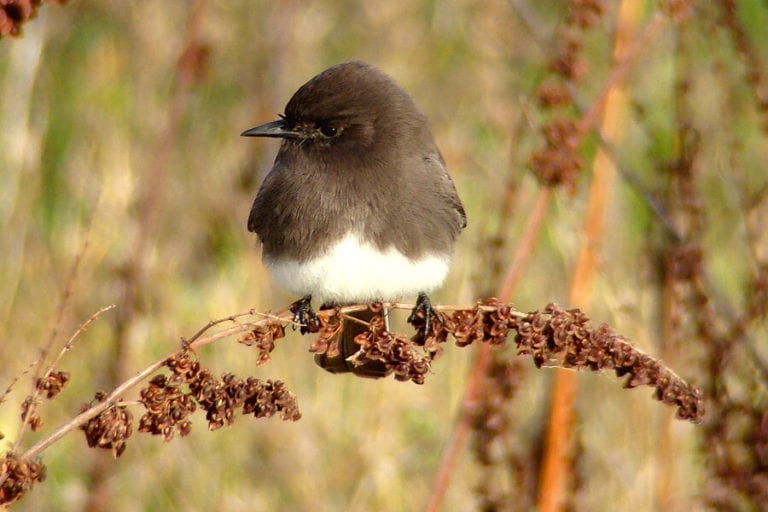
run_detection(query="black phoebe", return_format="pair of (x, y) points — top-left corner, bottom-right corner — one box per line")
(242, 61), (466, 376)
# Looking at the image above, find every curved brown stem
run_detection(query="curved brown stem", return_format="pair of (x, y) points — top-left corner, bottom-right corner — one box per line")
(19, 311), (288, 462)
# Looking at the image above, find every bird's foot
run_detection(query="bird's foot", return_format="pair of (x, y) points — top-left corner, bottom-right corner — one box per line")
(289, 295), (320, 334)
(408, 292), (434, 340)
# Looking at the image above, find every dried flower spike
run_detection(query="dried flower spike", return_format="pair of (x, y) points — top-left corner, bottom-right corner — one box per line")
(514, 304), (705, 423)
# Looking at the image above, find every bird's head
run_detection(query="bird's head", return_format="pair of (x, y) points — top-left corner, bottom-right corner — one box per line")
(241, 61), (429, 157)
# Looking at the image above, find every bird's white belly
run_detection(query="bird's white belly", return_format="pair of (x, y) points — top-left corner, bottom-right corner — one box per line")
(265, 233), (450, 304)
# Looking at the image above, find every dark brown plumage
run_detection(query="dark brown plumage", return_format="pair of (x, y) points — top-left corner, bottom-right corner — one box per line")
(242, 61), (465, 376)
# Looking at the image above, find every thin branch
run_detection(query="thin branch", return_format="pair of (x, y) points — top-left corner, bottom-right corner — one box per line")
(1, 298), (704, 508)
(20, 310), (290, 462)
(45, 305), (116, 380)
(14, 228), (93, 452)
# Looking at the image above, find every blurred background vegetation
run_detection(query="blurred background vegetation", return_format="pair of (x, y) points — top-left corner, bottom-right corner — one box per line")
(1, 0), (767, 510)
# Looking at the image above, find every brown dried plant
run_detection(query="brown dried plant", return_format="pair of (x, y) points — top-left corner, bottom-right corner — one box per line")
(460, 2), (663, 510)
(642, 3), (768, 508)
(0, 0), (65, 38)
(527, 0), (607, 191)
(0, 299), (703, 506)
(0, 453), (45, 507)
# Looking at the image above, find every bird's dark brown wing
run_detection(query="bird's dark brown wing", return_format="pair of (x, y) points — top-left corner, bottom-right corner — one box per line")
(425, 153), (466, 231)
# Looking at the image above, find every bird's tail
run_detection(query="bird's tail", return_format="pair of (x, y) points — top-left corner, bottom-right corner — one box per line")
(313, 307), (391, 378)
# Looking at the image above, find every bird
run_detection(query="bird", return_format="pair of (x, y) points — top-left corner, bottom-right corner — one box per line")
(242, 61), (466, 377)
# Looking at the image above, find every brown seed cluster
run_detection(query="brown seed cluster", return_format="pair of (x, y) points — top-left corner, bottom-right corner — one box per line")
(568, 0), (606, 29)
(237, 321), (286, 366)
(536, 83), (573, 109)
(471, 352), (534, 511)
(444, 298), (516, 347)
(310, 300), (704, 423)
(515, 303), (704, 422)
(313, 302), (519, 383)
(549, 39), (587, 82)
(309, 306), (343, 358)
(35, 370), (70, 399)
(661, 0), (694, 22)
(0, 452), (46, 506)
(138, 374), (195, 441)
(471, 354), (523, 466)
(9, 369), (66, 434)
(78, 352), (301, 458)
(79, 392), (134, 458)
(529, 109), (584, 190)
(163, 352), (301, 431)
(706, 406), (768, 509)
(350, 313), (434, 384)
(20, 397), (42, 432)
(0, 0), (64, 38)
(529, 0), (608, 190)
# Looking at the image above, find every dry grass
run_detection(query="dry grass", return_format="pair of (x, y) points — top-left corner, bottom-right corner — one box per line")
(1, 0), (767, 511)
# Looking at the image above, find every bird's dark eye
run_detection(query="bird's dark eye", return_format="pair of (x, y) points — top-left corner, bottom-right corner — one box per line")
(319, 124), (339, 138)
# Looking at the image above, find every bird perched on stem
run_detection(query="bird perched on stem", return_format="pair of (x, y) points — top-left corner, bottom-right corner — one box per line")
(242, 61), (466, 377)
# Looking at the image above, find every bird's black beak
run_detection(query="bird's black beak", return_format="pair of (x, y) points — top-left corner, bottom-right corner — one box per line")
(240, 119), (299, 138)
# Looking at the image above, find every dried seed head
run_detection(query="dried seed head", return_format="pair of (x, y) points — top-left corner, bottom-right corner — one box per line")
(450, 308), (486, 347)
(537, 82), (573, 108)
(79, 394), (134, 458)
(567, 0), (606, 29)
(529, 123), (583, 189)
(550, 38), (586, 81)
(660, 0), (693, 21)
(309, 308), (343, 356)
(0, 452), (46, 506)
(514, 304), (705, 423)
(242, 378), (301, 421)
(20, 397), (43, 432)
(0, 1), (36, 38)
(237, 322), (285, 366)
(347, 314), (436, 385)
(138, 374), (196, 441)
(35, 370), (70, 399)
(166, 352), (201, 386)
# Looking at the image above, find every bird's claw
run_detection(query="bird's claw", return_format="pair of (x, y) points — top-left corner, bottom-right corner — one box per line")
(408, 292), (434, 340)
(290, 295), (320, 334)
